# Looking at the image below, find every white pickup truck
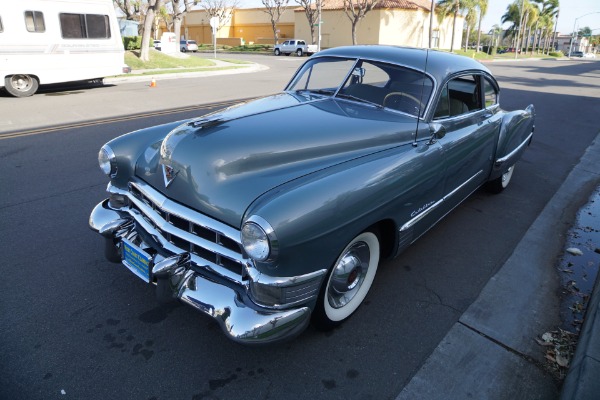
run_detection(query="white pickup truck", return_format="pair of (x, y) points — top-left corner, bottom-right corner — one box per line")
(273, 39), (318, 57)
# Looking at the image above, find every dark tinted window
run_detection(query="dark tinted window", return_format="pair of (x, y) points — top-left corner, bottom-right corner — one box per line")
(60, 13), (110, 39)
(25, 11), (45, 32)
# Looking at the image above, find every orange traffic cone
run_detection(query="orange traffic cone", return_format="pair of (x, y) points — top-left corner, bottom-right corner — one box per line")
(150, 78), (156, 88)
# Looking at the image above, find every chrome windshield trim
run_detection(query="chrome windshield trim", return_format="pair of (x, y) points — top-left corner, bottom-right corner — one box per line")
(400, 170), (483, 232)
(495, 132), (534, 165)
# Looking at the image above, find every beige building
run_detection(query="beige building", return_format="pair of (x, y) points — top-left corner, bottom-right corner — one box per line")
(179, 0), (463, 50)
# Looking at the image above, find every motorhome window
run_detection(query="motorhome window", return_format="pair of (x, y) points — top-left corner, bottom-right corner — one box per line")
(25, 11), (45, 33)
(60, 13), (111, 39)
(0, 16), (3, 33)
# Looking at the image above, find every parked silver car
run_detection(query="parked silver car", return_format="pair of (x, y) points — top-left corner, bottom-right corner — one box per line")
(180, 39), (198, 52)
(90, 46), (535, 344)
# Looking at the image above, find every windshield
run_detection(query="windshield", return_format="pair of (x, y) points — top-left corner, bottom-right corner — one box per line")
(286, 56), (433, 118)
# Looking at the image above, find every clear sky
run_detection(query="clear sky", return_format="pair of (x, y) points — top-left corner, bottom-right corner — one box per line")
(236, 0), (600, 35)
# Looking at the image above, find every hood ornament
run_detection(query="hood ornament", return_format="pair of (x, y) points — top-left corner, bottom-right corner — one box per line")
(162, 164), (179, 188)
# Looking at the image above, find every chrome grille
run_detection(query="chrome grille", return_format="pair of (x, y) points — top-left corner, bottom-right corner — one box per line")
(125, 181), (246, 280)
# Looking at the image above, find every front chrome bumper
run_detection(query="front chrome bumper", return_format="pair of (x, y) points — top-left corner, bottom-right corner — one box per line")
(89, 200), (312, 344)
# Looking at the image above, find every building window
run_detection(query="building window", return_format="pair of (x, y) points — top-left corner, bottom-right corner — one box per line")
(60, 13), (111, 39)
(25, 11), (45, 33)
(432, 30), (440, 48)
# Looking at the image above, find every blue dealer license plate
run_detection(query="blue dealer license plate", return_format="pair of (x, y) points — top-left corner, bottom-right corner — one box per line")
(122, 239), (151, 283)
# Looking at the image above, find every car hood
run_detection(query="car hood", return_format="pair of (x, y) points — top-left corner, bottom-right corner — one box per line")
(135, 93), (418, 227)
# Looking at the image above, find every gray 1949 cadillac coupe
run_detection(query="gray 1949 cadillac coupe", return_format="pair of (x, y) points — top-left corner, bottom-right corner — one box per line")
(90, 46), (535, 344)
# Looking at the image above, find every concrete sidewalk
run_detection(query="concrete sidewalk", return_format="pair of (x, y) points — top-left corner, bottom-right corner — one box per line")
(106, 58), (268, 84)
(398, 134), (600, 399)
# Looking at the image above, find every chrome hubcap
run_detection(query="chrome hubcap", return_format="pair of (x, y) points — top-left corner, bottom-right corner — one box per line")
(11, 75), (33, 91)
(501, 166), (514, 186)
(328, 242), (370, 309)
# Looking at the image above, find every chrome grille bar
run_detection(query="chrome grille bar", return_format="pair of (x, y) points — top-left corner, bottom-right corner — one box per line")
(108, 180), (247, 282)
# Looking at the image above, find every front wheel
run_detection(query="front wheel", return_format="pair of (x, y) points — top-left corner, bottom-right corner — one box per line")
(4, 74), (39, 97)
(486, 164), (515, 194)
(312, 231), (380, 330)
(274, 49), (281, 56)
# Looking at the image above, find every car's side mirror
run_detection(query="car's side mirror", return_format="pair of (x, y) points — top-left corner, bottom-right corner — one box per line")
(352, 67), (366, 78)
(429, 123), (446, 144)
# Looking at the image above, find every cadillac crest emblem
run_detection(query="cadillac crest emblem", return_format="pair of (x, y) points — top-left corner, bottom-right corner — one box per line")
(162, 164), (178, 187)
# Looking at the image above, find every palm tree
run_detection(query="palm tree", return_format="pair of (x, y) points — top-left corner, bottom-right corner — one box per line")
(429, 0), (435, 48)
(501, 2), (520, 48)
(523, 2), (539, 53)
(475, 0), (488, 52)
(463, 0), (478, 51)
(436, 0), (460, 52)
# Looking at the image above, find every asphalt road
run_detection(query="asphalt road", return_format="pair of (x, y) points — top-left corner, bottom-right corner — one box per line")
(0, 56), (599, 400)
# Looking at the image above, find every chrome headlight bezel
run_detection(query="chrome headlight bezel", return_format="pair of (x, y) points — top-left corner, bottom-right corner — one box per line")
(241, 216), (278, 262)
(98, 145), (117, 178)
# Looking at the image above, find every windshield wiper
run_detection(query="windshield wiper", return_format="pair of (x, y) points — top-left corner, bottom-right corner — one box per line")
(296, 89), (335, 96)
(335, 93), (383, 109)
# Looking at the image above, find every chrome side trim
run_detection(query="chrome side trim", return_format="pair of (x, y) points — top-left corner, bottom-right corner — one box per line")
(495, 132), (534, 165)
(400, 170), (483, 232)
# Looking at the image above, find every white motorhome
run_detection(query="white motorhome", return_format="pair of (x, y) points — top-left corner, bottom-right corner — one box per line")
(0, 0), (128, 97)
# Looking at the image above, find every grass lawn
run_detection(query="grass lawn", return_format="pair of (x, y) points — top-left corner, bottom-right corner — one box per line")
(125, 50), (216, 70)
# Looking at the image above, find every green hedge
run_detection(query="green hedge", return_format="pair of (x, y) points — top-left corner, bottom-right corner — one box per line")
(122, 36), (144, 50)
(549, 51), (564, 57)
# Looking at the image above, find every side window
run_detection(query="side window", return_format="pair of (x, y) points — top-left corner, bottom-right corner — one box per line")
(483, 77), (498, 108)
(25, 11), (45, 33)
(0, 16), (4, 33)
(60, 13), (111, 39)
(434, 74), (482, 119)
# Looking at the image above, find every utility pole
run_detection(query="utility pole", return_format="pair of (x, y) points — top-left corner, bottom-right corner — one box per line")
(317, 0), (322, 52)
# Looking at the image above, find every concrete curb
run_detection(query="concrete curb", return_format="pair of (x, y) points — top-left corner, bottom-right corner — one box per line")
(561, 258), (600, 399)
(398, 133), (600, 399)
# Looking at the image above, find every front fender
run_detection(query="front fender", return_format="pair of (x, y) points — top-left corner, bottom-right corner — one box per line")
(244, 140), (445, 278)
(489, 104), (535, 180)
(102, 119), (191, 188)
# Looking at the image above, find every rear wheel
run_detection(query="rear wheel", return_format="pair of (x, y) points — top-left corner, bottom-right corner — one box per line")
(4, 74), (39, 97)
(296, 48), (303, 57)
(486, 164), (515, 194)
(312, 231), (380, 330)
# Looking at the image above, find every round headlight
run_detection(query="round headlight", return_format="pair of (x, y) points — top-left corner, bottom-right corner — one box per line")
(241, 217), (277, 262)
(98, 145), (117, 177)
(241, 222), (270, 261)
